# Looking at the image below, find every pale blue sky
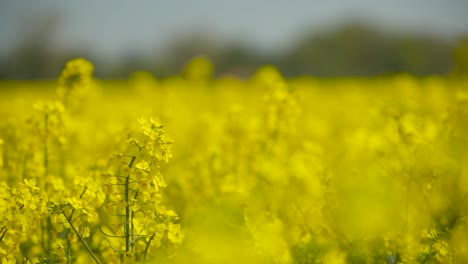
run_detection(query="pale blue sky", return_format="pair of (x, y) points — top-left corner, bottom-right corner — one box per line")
(1, 0), (467, 59)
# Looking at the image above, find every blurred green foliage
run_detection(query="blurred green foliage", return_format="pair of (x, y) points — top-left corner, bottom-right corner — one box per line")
(0, 23), (464, 80)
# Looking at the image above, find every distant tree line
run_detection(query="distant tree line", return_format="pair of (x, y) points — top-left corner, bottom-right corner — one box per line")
(0, 22), (466, 80)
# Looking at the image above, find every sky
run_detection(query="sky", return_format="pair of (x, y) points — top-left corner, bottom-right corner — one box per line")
(1, 0), (467, 59)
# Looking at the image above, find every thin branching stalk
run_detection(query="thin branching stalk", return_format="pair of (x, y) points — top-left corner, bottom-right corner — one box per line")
(67, 229), (72, 264)
(131, 190), (139, 254)
(0, 228), (7, 242)
(44, 113), (49, 180)
(62, 209), (101, 264)
(143, 233), (156, 263)
(65, 186), (87, 263)
(41, 113), (50, 256)
(125, 156), (136, 254)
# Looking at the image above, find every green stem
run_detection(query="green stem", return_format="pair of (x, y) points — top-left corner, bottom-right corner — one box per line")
(70, 186), (88, 220)
(125, 174), (130, 253)
(44, 113), (48, 180)
(40, 221), (47, 255)
(43, 113), (52, 257)
(66, 185), (88, 263)
(125, 156), (136, 254)
(143, 233), (156, 263)
(0, 228), (7, 242)
(66, 229), (72, 264)
(79, 186), (88, 199)
(131, 190), (139, 253)
(62, 210), (101, 264)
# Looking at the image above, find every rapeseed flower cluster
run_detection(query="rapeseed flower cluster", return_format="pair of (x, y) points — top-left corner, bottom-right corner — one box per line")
(0, 57), (467, 263)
